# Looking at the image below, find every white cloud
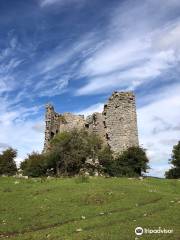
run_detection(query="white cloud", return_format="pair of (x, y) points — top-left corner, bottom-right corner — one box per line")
(39, 50), (74, 74)
(0, 108), (44, 164)
(138, 84), (180, 177)
(32, 122), (44, 133)
(0, 142), (11, 151)
(76, 103), (104, 117)
(0, 36), (18, 61)
(40, 0), (60, 6)
(39, 0), (85, 7)
(76, 2), (180, 96)
(80, 39), (150, 77)
(0, 98), (44, 164)
(76, 49), (176, 96)
(34, 32), (99, 97)
(0, 119), (44, 164)
(34, 75), (69, 97)
(146, 164), (170, 178)
(39, 33), (96, 74)
(0, 36), (26, 95)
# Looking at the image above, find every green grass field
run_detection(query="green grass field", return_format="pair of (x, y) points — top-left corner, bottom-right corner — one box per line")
(0, 177), (180, 240)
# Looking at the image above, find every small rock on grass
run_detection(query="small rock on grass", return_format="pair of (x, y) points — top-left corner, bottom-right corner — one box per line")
(76, 228), (83, 232)
(99, 212), (105, 215)
(107, 191), (113, 195)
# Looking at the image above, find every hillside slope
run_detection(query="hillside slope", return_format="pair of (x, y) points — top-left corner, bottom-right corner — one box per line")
(0, 177), (179, 240)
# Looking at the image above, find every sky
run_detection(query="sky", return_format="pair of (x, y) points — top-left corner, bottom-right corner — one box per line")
(0, 0), (180, 177)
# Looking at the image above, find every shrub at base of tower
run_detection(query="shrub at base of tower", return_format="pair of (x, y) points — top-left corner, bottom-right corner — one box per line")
(20, 132), (148, 177)
(46, 129), (103, 176)
(165, 141), (180, 179)
(111, 147), (149, 177)
(20, 152), (47, 177)
(0, 148), (17, 176)
(98, 146), (115, 176)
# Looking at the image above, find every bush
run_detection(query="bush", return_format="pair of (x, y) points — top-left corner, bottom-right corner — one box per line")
(165, 168), (180, 179)
(20, 152), (47, 177)
(98, 146), (114, 176)
(46, 129), (103, 176)
(0, 148), (17, 176)
(116, 146), (149, 177)
(166, 141), (180, 179)
(107, 146), (149, 177)
(20, 130), (149, 178)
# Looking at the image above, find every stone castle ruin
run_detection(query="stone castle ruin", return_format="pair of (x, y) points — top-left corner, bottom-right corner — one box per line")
(43, 91), (139, 154)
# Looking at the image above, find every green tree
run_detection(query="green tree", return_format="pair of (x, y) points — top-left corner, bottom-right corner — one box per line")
(165, 141), (180, 179)
(113, 146), (149, 177)
(46, 129), (103, 176)
(20, 152), (46, 177)
(0, 148), (17, 175)
(98, 146), (114, 176)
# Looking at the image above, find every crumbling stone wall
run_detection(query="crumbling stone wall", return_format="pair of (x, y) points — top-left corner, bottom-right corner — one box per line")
(103, 92), (138, 153)
(43, 91), (139, 154)
(43, 106), (86, 152)
(59, 113), (85, 133)
(86, 113), (106, 141)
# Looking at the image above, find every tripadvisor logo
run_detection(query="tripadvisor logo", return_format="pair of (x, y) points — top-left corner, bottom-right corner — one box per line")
(135, 227), (143, 236)
(135, 226), (173, 236)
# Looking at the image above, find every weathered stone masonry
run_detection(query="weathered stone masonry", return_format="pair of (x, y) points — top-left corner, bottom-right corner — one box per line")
(43, 91), (139, 154)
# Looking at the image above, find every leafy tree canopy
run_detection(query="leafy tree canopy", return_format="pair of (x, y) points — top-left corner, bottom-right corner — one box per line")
(113, 146), (149, 177)
(0, 148), (17, 175)
(46, 129), (103, 176)
(20, 152), (46, 177)
(166, 141), (180, 179)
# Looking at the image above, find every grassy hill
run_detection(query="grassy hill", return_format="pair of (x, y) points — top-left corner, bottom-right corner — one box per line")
(0, 177), (179, 240)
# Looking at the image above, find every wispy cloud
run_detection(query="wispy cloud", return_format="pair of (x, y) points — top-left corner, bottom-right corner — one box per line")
(0, 101), (44, 162)
(0, 36), (22, 94)
(147, 164), (170, 178)
(31, 32), (99, 97)
(32, 121), (44, 133)
(39, 0), (86, 7)
(0, 142), (10, 151)
(38, 32), (97, 74)
(76, 103), (104, 117)
(0, 117), (44, 163)
(75, 1), (180, 95)
(137, 83), (180, 177)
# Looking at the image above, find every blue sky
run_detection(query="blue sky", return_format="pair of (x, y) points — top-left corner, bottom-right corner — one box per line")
(0, 0), (180, 177)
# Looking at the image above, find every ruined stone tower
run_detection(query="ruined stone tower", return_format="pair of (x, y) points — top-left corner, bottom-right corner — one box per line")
(103, 92), (138, 153)
(43, 91), (139, 154)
